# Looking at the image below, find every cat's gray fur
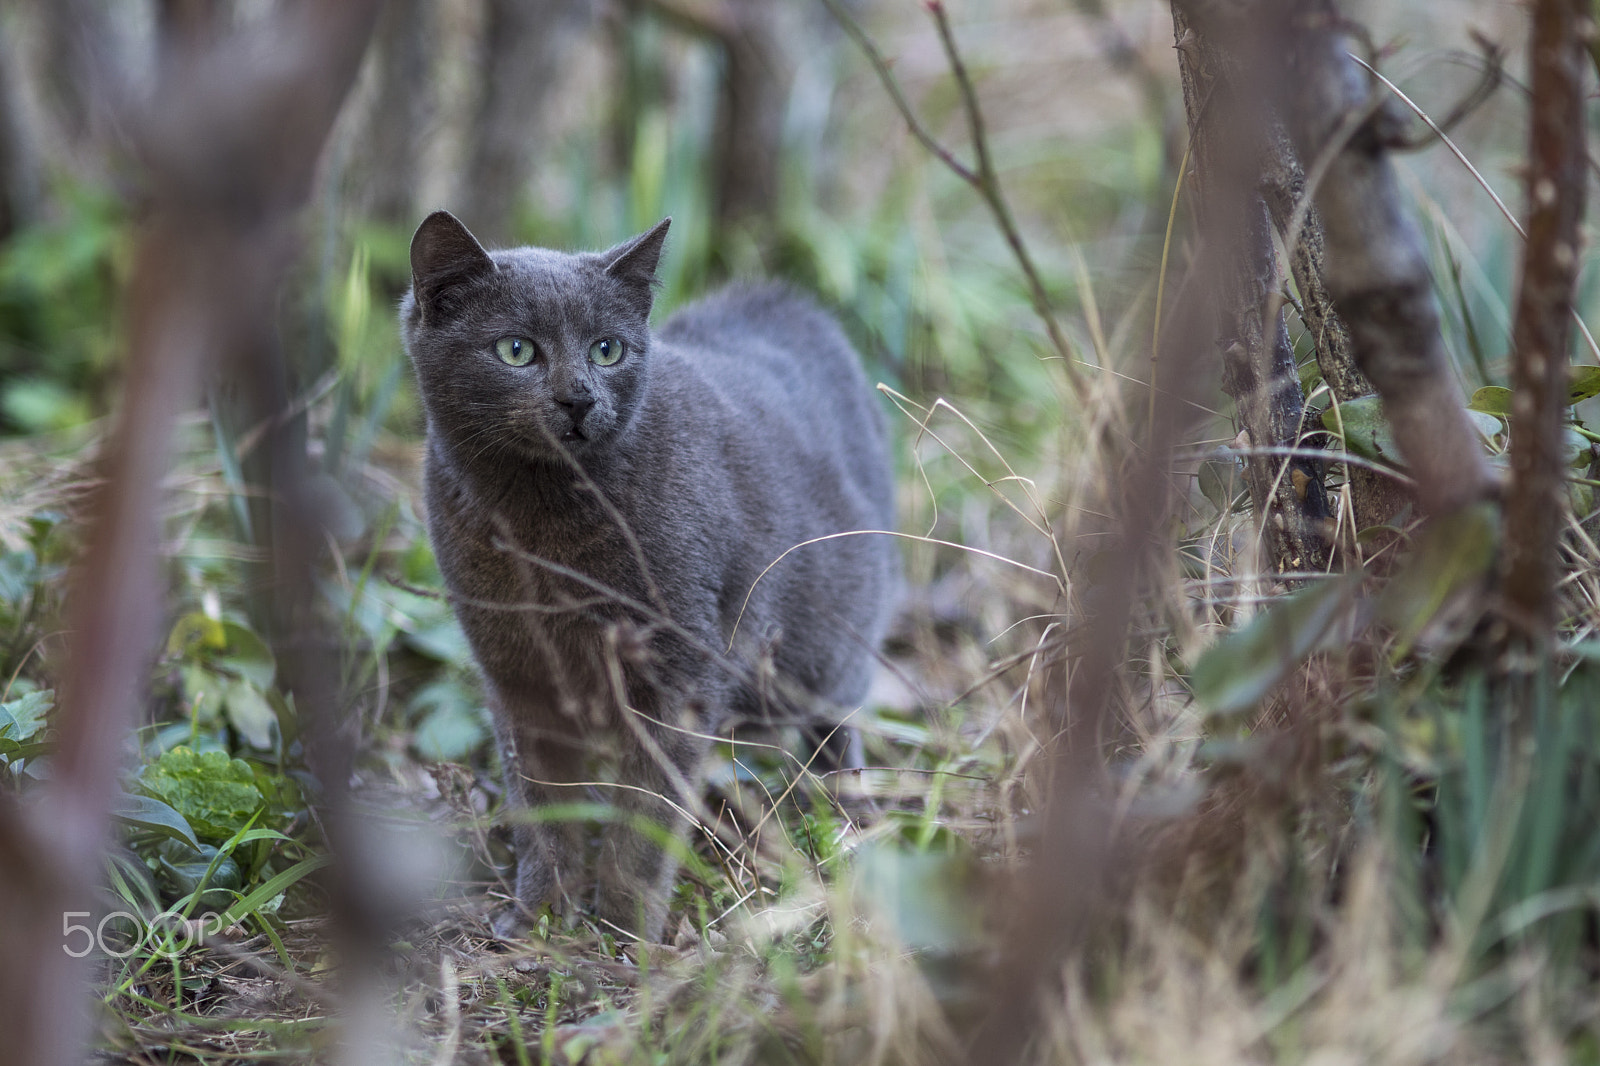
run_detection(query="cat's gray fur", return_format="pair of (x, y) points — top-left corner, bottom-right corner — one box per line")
(401, 211), (897, 941)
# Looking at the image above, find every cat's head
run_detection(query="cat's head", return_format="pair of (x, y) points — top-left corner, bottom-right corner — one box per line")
(400, 211), (670, 465)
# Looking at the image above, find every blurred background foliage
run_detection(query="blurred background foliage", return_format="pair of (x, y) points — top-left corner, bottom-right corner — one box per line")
(3, 0), (1600, 1062)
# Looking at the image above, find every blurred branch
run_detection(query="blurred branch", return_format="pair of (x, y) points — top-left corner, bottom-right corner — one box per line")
(463, 0), (590, 242)
(0, 6), (381, 1066)
(819, 0), (1087, 398)
(632, 0), (737, 40)
(1501, 0), (1588, 645)
(964, 193), (1220, 1066)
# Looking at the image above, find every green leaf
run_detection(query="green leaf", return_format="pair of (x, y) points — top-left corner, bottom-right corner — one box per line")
(1468, 386), (1513, 416)
(1198, 456), (1244, 515)
(1191, 574), (1364, 718)
(1564, 426), (1592, 468)
(223, 678), (277, 751)
(402, 614), (470, 663)
(1467, 410), (1504, 444)
(112, 792), (202, 850)
(1328, 395), (1404, 466)
(1376, 502), (1498, 659)
(137, 746), (268, 842)
(167, 612), (227, 657)
(218, 621), (275, 689)
(222, 854), (333, 925)
(1568, 365), (1600, 405)
(1466, 369), (1600, 416)
(410, 680), (488, 761)
(0, 689), (53, 743)
(853, 843), (977, 953)
(154, 838), (244, 911)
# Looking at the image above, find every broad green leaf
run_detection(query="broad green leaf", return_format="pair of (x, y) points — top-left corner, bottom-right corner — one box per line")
(167, 612), (227, 657)
(223, 678), (277, 751)
(1467, 410), (1504, 443)
(138, 746), (267, 842)
(413, 699), (488, 762)
(403, 614), (470, 663)
(1377, 502), (1498, 659)
(853, 843), (977, 953)
(0, 688), (52, 742)
(1564, 426), (1592, 468)
(218, 621), (275, 689)
(154, 838), (243, 911)
(1328, 395), (1404, 466)
(1198, 456), (1244, 515)
(1466, 369), (1600, 415)
(410, 679), (487, 761)
(1191, 574), (1363, 718)
(1468, 386), (1513, 416)
(112, 792), (202, 850)
(1568, 365), (1600, 405)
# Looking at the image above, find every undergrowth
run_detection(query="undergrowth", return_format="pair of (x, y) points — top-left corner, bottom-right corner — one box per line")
(1, 2), (1598, 1064)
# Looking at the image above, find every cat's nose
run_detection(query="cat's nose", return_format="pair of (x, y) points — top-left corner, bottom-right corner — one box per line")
(556, 393), (595, 423)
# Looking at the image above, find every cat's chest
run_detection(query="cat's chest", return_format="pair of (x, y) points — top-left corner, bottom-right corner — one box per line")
(427, 462), (647, 607)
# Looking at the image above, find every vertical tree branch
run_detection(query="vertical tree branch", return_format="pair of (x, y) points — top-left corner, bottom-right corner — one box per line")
(1501, 0), (1589, 642)
(1277, 4), (1495, 518)
(0, 8), (380, 1066)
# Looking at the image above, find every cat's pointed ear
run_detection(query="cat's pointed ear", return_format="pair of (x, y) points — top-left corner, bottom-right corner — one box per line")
(410, 211), (494, 319)
(601, 217), (671, 292)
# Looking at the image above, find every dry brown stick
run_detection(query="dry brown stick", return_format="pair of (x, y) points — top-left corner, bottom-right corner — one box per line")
(1501, 0), (1590, 643)
(964, 238), (1219, 1066)
(0, 8), (380, 1066)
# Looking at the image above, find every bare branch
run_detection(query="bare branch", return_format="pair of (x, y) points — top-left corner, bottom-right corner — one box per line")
(819, 0), (1088, 398)
(1501, 0), (1590, 644)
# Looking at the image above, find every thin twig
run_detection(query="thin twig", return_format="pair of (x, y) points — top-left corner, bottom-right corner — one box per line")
(1351, 52), (1600, 364)
(819, 0), (1087, 398)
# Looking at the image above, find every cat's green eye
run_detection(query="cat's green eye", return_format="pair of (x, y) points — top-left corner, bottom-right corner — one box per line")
(589, 337), (625, 367)
(495, 337), (536, 367)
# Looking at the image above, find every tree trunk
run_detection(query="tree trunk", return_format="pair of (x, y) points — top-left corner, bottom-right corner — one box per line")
(712, 0), (789, 231)
(1171, 9), (1331, 577)
(1259, 124), (1415, 548)
(462, 0), (591, 244)
(0, 21), (37, 240)
(348, 0), (435, 225)
(1173, 0), (1496, 521)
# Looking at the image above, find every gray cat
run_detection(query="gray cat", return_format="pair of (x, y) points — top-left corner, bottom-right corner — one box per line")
(401, 211), (898, 941)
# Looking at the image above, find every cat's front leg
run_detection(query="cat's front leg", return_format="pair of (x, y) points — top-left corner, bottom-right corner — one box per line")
(491, 710), (590, 939)
(593, 726), (709, 942)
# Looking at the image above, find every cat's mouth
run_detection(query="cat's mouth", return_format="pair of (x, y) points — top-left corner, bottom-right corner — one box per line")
(561, 427), (588, 442)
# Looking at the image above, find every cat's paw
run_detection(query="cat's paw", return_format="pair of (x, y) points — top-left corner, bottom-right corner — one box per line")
(491, 902), (540, 942)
